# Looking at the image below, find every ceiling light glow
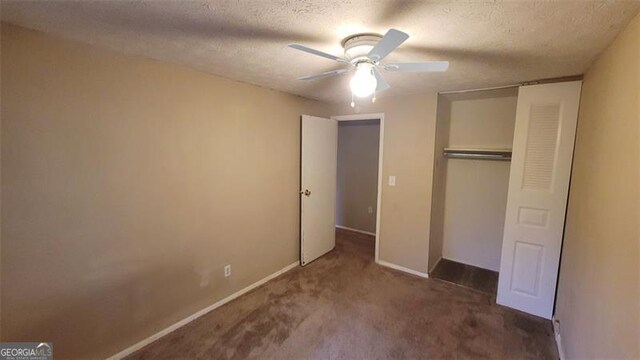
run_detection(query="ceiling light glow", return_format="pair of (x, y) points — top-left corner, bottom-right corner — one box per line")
(349, 63), (377, 98)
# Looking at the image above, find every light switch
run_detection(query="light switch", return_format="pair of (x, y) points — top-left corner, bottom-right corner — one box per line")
(388, 176), (396, 186)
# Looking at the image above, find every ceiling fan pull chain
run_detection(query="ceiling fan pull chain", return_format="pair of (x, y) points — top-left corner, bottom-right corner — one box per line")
(350, 92), (355, 108)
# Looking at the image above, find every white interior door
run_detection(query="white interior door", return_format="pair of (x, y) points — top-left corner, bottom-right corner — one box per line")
(497, 81), (582, 319)
(301, 115), (337, 266)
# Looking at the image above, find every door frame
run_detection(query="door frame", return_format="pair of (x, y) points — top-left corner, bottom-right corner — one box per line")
(331, 112), (385, 262)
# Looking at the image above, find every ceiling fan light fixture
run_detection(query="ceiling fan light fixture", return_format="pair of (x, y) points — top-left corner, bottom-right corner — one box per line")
(290, 28), (449, 103)
(350, 63), (377, 98)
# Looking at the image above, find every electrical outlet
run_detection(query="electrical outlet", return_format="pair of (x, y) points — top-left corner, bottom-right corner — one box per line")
(388, 176), (396, 186)
(368, 206), (373, 214)
(224, 264), (231, 277)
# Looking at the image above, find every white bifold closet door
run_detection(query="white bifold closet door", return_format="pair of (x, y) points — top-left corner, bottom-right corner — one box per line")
(300, 115), (337, 266)
(497, 81), (582, 319)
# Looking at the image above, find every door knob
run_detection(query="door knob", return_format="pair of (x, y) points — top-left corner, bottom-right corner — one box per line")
(300, 189), (311, 197)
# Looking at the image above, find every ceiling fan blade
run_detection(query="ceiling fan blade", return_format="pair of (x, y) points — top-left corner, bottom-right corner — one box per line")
(368, 29), (409, 62)
(383, 61), (449, 72)
(289, 44), (349, 64)
(373, 68), (390, 92)
(297, 69), (351, 81)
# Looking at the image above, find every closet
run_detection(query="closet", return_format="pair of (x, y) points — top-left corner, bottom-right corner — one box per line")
(429, 81), (582, 319)
(429, 88), (518, 294)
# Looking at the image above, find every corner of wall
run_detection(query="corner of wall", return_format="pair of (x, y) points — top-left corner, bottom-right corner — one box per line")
(428, 95), (451, 271)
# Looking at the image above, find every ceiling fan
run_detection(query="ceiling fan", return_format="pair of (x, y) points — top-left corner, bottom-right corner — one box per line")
(289, 29), (449, 105)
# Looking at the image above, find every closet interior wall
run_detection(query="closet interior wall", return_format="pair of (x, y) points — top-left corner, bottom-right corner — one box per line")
(429, 88), (518, 273)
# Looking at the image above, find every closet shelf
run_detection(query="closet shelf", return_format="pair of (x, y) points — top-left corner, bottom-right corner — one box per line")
(443, 148), (512, 161)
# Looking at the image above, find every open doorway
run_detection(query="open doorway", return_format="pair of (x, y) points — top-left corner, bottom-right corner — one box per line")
(299, 113), (384, 266)
(335, 118), (381, 260)
(332, 113), (384, 262)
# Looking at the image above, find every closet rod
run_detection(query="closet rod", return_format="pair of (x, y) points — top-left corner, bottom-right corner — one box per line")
(439, 84), (517, 95)
(443, 148), (512, 161)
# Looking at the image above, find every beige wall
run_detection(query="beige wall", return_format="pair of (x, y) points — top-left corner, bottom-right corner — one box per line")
(332, 93), (438, 273)
(443, 161), (510, 271)
(441, 92), (517, 271)
(0, 21), (2, 336)
(336, 120), (380, 234)
(428, 96), (451, 271)
(555, 12), (639, 359)
(1, 24), (328, 358)
(447, 92), (517, 149)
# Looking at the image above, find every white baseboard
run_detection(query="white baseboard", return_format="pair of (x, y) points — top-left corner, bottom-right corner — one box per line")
(552, 316), (566, 360)
(107, 261), (300, 360)
(376, 259), (429, 278)
(428, 256), (442, 274)
(335, 225), (376, 237)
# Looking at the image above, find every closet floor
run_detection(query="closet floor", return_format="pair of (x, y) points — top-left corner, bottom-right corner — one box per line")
(431, 259), (499, 295)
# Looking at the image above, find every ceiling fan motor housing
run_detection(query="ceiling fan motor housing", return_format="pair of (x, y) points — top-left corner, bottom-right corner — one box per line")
(342, 34), (382, 63)
(289, 28), (448, 99)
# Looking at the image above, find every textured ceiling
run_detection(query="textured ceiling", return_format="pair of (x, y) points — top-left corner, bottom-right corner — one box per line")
(2, 1), (639, 103)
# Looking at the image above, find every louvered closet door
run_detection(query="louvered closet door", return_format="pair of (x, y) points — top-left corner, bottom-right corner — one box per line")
(497, 81), (582, 319)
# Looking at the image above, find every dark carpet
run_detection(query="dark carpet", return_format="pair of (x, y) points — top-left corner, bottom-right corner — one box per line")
(127, 228), (558, 359)
(430, 258), (500, 295)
